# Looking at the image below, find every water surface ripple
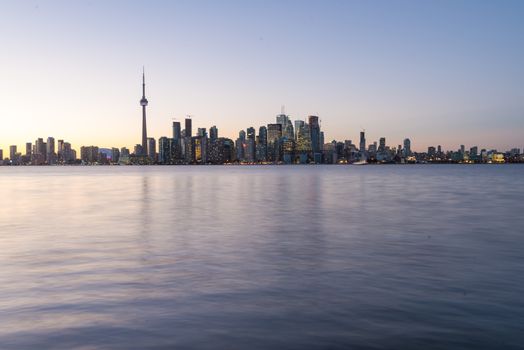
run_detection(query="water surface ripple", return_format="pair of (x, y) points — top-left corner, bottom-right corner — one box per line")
(0, 165), (523, 349)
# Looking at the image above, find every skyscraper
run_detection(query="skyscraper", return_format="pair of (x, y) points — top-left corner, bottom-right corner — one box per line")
(236, 130), (246, 162)
(246, 127), (256, 163)
(403, 138), (411, 157)
(359, 131), (366, 153)
(140, 68), (149, 156)
(147, 138), (156, 160)
(34, 138), (46, 165)
(308, 116), (321, 163)
(257, 126), (268, 162)
(158, 137), (170, 164)
(197, 128), (207, 137)
(57, 140), (64, 161)
(209, 126), (218, 142)
(9, 145), (17, 161)
(294, 120), (304, 140)
(296, 122), (311, 163)
(378, 137), (386, 153)
(172, 121), (181, 141)
(470, 146), (478, 159)
(183, 117), (194, 163)
(63, 142), (74, 163)
(276, 113), (294, 140)
(267, 123), (282, 162)
(47, 137), (55, 164)
(276, 113), (289, 128)
(185, 117), (192, 138)
(111, 148), (120, 163)
(196, 128), (208, 163)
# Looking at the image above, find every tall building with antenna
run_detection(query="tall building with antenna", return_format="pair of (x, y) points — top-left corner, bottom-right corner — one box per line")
(140, 68), (149, 156)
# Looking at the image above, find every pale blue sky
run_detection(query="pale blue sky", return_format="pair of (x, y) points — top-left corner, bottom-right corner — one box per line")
(1, 0), (523, 152)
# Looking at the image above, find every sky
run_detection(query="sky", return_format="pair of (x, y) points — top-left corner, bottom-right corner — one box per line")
(0, 0), (523, 153)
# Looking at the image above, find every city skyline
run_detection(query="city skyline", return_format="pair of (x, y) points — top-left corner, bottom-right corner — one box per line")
(1, 69), (523, 165)
(1, 70), (522, 165)
(1, 0), (524, 152)
(2, 69), (523, 155)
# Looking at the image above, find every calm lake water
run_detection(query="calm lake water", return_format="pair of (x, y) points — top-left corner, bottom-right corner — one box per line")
(0, 165), (523, 349)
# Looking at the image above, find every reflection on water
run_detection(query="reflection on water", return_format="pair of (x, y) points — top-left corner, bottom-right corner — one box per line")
(1, 165), (524, 349)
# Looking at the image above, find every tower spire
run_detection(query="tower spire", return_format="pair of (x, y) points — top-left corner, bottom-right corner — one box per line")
(142, 66), (146, 98)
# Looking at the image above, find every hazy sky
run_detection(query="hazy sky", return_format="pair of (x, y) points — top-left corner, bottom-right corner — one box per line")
(1, 0), (523, 153)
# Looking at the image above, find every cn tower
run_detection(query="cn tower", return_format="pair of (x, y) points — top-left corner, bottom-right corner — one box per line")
(140, 68), (148, 156)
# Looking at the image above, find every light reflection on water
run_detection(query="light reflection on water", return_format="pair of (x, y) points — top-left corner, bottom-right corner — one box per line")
(1, 165), (524, 349)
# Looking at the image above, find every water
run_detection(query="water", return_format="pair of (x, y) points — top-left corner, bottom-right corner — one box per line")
(1, 165), (523, 349)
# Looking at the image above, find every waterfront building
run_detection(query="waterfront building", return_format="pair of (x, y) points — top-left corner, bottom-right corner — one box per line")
(470, 146), (478, 161)
(183, 117), (194, 163)
(195, 130), (208, 164)
(284, 120), (294, 140)
(57, 140), (64, 161)
(295, 122), (311, 163)
(172, 121), (181, 141)
(267, 123), (282, 162)
(185, 118), (192, 139)
(246, 127), (256, 163)
(257, 126), (268, 162)
(111, 148), (120, 163)
(147, 138), (156, 160)
(9, 145), (17, 161)
(209, 126), (218, 142)
(275, 111), (294, 140)
(197, 128), (207, 137)
(344, 140), (357, 162)
(322, 142), (336, 164)
(80, 146), (99, 164)
(403, 138), (411, 158)
(25, 142), (32, 159)
(34, 138), (46, 165)
(294, 120), (305, 140)
(378, 138), (386, 153)
(46, 137), (56, 165)
(276, 113), (289, 128)
(184, 137), (195, 164)
(235, 130), (246, 162)
(208, 137), (234, 164)
(368, 142), (377, 157)
(359, 131), (366, 153)
(172, 121), (182, 159)
(134, 144), (144, 157)
(282, 138), (295, 164)
(335, 141), (345, 161)
(167, 138), (179, 163)
(64, 143), (75, 163)
(308, 115), (321, 163)
(19, 142), (32, 164)
(194, 137), (204, 163)
(158, 137), (170, 164)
